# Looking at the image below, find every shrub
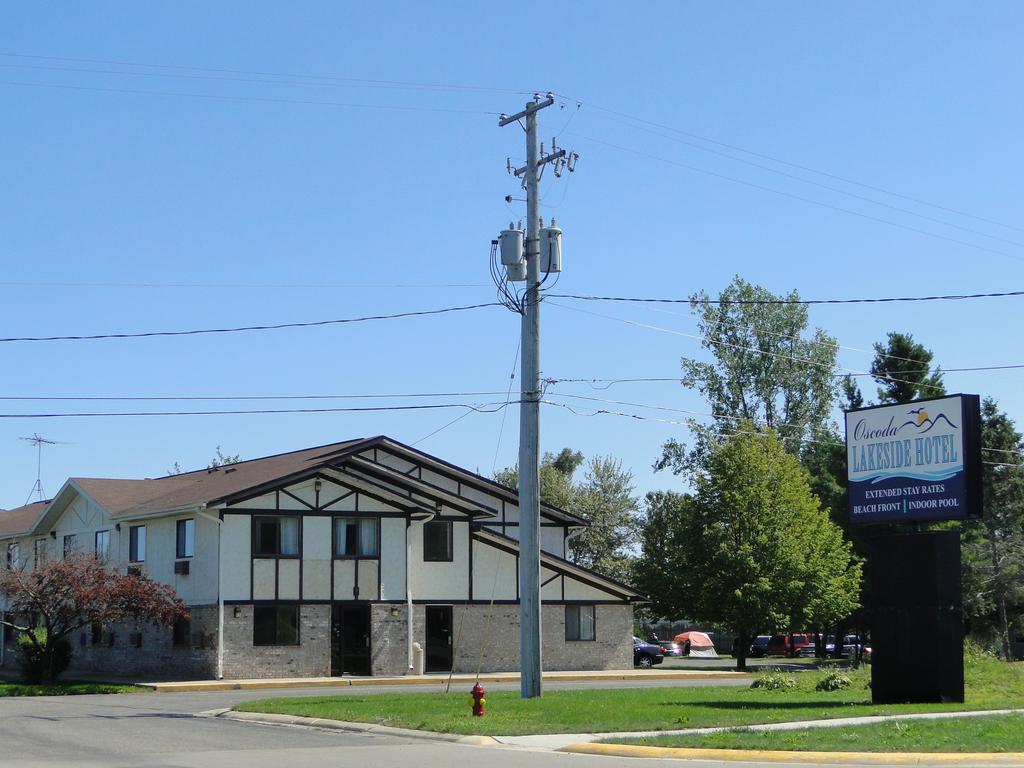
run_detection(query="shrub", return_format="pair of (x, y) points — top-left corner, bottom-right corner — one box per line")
(751, 672), (797, 690)
(16, 628), (73, 684)
(815, 670), (852, 691)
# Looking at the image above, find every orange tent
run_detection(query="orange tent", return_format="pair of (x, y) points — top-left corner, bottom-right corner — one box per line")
(672, 631), (719, 658)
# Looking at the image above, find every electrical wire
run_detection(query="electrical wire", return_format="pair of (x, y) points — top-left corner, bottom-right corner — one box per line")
(0, 401), (517, 419)
(0, 52), (535, 96)
(0, 80), (503, 116)
(548, 289), (1024, 306)
(0, 390), (508, 402)
(491, 339), (521, 475)
(0, 280), (489, 290)
(558, 94), (1024, 235)
(0, 302), (501, 343)
(566, 131), (1024, 263)
(567, 120), (1024, 250)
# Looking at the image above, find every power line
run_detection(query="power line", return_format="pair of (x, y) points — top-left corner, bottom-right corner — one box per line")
(0, 280), (488, 290)
(0, 402), (516, 419)
(567, 131), (1024, 263)
(549, 289), (1024, 306)
(563, 96), (1024, 235)
(0, 80), (502, 116)
(0, 302), (500, 343)
(0, 390), (507, 402)
(491, 338), (522, 475)
(0, 52), (534, 95)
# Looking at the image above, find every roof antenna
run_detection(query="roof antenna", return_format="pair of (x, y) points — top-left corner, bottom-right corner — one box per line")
(19, 433), (67, 505)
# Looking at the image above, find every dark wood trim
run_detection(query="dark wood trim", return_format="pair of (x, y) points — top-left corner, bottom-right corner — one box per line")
(541, 571), (560, 588)
(225, 598), (627, 606)
(320, 489), (356, 511)
(280, 488), (315, 510)
(345, 457), (496, 517)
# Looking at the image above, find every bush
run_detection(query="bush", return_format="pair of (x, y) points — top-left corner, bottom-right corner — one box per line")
(815, 670), (851, 691)
(16, 628), (73, 684)
(751, 672), (797, 690)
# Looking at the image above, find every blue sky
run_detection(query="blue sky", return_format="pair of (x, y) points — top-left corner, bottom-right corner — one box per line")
(2, 2), (1022, 509)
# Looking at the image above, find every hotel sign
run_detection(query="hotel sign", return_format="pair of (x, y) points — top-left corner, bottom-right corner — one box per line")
(845, 394), (982, 524)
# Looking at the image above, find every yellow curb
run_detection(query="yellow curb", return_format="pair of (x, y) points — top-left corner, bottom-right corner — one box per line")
(561, 743), (1024, 764)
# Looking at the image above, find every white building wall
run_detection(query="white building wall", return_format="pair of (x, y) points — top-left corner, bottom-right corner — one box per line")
(221, 514), (251, 600)
(408, 520), (469, 600)
(379, 517), (406, 601)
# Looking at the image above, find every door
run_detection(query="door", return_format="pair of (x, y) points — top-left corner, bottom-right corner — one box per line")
(425, 605), (453, 673)
(331, 604), (371, 676)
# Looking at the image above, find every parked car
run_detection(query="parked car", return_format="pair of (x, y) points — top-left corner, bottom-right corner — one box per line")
(659, 641), (684, 657)
(748, 635), (771, 657)
(633, 636), (665, 668)
(766, 633), (814, 657)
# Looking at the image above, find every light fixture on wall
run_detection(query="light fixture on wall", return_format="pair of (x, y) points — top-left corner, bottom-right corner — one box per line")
(233, 607), (242, 619)
(314, 479), (322, 493)
(390, 606), (400, 617)
(115, 523), (121, 532)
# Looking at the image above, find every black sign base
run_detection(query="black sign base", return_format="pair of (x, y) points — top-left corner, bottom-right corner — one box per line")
(870, 530), (963, 704)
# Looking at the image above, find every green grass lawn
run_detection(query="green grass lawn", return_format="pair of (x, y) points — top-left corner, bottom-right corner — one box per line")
(612, 713), (1024, 753)
(234, 657), (1024, 737)
(0, 681), (140, 696)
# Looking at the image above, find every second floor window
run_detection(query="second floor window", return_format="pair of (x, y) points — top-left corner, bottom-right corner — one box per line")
(176, 519), (195, 558)
(253, 516), (299, 557)
(5, 542), (18, 570)
(63, 534), (78, 559)
(334, 517), (378, 557)
(33, 538), (47, 568)
(95, 530), (110, 558)
(129, 525), (146, 563)
(423, 520), (453, 562)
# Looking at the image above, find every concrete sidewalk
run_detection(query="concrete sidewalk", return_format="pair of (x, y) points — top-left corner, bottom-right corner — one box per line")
(139, 667), (746, 692)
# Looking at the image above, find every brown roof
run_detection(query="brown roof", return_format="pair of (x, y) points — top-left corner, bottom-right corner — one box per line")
(70, 438), (371, 517)
(0, 501), (48, 537)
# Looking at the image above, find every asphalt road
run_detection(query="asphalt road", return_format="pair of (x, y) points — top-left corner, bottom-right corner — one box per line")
(0, 675), (989, 768)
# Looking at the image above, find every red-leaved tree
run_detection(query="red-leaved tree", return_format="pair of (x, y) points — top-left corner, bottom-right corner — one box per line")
(0, 553), (190, 682)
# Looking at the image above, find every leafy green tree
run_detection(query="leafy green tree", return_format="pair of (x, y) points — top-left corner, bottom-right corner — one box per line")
(494, 447), (581, 512)
(639, 425), (861, 671)
(962, 398), (1024, 659)
(657, 276), (839, 474)
(496, 449), (639, 582)
(870, 332), (945, 404)
(569, 457), (639, 584)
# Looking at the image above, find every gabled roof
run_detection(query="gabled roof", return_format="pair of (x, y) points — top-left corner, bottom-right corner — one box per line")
(472, 527), (646, 602)
(1, 436), (591, 540)
(0, 501), (48, 537)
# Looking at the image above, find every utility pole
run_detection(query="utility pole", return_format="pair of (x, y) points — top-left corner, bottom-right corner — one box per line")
(498, 94), (567, 698)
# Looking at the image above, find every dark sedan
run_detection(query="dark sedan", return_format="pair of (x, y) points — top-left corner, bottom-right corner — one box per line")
(633, 636), (665, 668)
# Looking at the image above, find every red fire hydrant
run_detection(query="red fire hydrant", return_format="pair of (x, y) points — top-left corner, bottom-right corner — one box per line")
(470, 682), (486, 717)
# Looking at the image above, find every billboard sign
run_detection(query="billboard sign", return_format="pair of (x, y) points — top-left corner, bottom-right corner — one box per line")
(846, 394), (981, 524)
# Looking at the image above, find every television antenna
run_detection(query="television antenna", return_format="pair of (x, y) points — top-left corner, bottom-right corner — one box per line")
(19, 433), (67, 505)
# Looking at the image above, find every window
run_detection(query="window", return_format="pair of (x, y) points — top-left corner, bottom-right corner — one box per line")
(565, 605), (596, 641)
(94, 530), (110, 558)
(253, 605), (300, 646)
(129, 525), (146, 563)
(63, 534), (78, 558)
(423, 520), (453, 562)
(253, 516), (300, 557)
(91, 621), (103, 645)
(172, 618), (191, 647)
(176, 519), (195, 558)
(5, 542), (18, 570)
(333, 517), (378, 558)
(33, 538), (47, 568)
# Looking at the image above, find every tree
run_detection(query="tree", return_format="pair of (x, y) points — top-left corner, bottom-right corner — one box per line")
(870, 332), (945, 404)
(569, 457), (640, 584)
(494, 447), (582, 512)
(168, 446), (242, 476)
(657, 276), (839, 474)
(0, 554), (189, 682)
(638, 425), (861, 671)
(496, 449), (640, 583)
(962, 398), (1024, 659)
